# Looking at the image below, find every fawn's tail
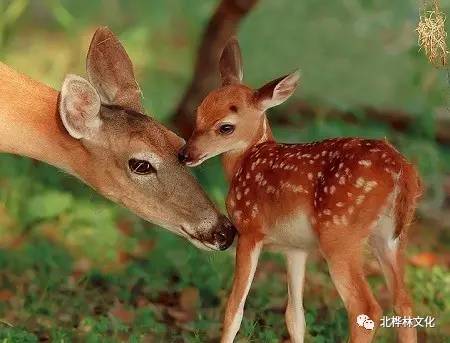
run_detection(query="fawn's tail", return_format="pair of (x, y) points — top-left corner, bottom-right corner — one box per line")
(394, 163), (423, 238)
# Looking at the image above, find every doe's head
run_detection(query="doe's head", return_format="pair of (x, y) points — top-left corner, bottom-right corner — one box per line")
(179, 37), (300, 166)
(59, 27), (235, 250)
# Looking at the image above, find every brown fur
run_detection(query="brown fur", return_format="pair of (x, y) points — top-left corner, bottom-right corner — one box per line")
(394, 162), (423, 237)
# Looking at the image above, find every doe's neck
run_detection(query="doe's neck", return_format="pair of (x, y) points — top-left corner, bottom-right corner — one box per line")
(222, 114), (274, 181)
(0, 62), (92, 181)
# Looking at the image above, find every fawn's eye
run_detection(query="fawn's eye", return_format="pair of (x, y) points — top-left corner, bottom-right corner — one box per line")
(218, 123), (235, 135)
(128, 158), (156, 175)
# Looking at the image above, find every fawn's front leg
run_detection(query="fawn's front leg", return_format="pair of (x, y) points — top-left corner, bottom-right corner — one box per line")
(285, 249), (308, 343)
(221, 235), (263, 343)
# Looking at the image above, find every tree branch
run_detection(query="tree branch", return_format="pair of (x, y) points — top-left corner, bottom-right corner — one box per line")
(173, 0), (259, 138)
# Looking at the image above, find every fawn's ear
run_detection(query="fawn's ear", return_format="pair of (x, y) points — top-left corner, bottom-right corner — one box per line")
(59, 74), (102, 139)
(253, 70), (300, 110)
(219, 37), (243, 86)
(86, 26), (144, 113)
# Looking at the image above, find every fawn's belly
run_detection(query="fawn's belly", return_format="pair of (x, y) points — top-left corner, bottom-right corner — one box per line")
(264, 212), (318, 250)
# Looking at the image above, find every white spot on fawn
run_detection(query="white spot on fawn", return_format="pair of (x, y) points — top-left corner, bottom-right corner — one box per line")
(363, 181), (378, 193)
(358, 160), (372, 168)
(355, 177), (365, 188)
(356, 195), (365, 205)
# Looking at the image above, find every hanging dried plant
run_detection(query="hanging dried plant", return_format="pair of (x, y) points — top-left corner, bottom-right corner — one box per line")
(416, 1), (449, 68)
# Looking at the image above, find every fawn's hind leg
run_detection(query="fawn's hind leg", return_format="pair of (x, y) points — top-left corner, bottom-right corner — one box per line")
(320, 228), (382, 343)
(369, 230), (416, 343)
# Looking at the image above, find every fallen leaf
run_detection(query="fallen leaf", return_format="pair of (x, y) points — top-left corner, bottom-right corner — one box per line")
(167, 307), (191, 323)
(117, 250), (131, 264)
(0, 290), (14, 301)
(109, 301), (135, 324)
(117, 218), (134, 236)
(134, 240), (155, 256)
(179, 287), (199, 313)
(136, 296), (149, 308)
(409, 252), (438, 267)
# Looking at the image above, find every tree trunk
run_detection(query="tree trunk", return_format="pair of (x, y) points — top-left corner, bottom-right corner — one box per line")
(173, 0), (259, 138)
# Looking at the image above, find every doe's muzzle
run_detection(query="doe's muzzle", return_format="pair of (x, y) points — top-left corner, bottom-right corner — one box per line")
(212, 215), (236, 250)
(178, 145), (190, 164)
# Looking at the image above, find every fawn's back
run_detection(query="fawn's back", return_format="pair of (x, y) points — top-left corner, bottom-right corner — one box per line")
(227, 137), (421, 249)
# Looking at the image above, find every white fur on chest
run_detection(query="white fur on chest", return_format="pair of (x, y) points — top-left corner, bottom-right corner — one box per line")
(264, 212), (317, 250)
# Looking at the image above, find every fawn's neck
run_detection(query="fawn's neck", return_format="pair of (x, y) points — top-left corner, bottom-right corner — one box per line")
(222, 114), (274, 181)
(0, 62), (91, 179)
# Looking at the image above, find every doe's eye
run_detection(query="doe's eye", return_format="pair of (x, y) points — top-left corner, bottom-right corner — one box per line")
(218, 123), (235, 135)
(128, 158), (156, 175)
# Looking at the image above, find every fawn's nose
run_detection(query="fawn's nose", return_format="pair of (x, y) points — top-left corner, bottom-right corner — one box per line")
(213, 215), (236, 250)
(178, 145), (190, 164)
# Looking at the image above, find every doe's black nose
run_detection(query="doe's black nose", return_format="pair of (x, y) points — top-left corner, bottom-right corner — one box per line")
(178, 146), (189, 163)
(214, 215), (237, 250)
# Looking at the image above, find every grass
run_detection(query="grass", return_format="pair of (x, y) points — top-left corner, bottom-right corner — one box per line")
(0, 197), (449, 342)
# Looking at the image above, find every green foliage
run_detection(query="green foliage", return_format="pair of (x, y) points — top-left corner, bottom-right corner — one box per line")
(24, 191), (73, 224)
(0, 327), (38, 343)
(305, 307), (348, 342)
(409, 266), (450, 314)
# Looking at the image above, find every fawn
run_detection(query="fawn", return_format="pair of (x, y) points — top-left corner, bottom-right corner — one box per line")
(178, 38), (422, 343)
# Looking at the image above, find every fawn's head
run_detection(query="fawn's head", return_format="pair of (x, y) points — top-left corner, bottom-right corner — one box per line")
(179, 38), (300, 166)
(59, 27), (235, 250)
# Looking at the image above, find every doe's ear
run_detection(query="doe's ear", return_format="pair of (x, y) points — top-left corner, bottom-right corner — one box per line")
(253, 70), (300, 111)
(219, 37), (243, 86)
(86, 27), (144, 113)
(59, 74), (101, 139)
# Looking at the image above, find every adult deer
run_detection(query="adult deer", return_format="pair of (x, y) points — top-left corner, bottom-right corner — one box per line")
(179, 38), (422, 342)
(0, 27), (235, 251)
